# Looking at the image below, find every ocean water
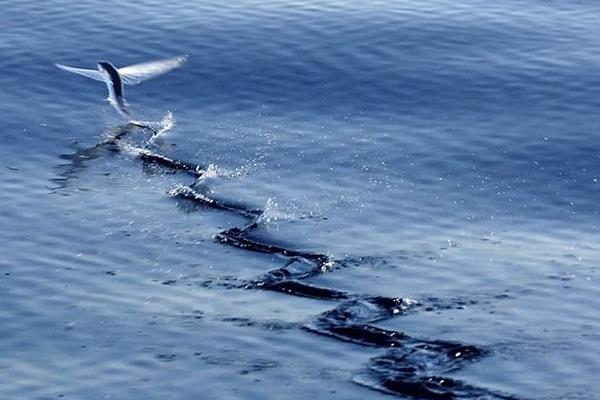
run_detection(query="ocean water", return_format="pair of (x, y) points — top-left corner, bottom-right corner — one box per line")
(1, 0), (599, 399)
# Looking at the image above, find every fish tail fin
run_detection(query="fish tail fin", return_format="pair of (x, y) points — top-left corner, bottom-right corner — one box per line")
(128, 112), (175, 137)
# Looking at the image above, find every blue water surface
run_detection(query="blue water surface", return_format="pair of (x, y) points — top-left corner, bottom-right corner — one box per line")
(1, 1), (599, 399)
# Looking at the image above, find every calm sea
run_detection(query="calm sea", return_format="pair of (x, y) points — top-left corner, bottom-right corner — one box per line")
(1, 1), (599, 399)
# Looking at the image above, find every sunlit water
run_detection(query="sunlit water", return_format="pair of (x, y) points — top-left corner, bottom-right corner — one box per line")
(1, 1), (599, 399)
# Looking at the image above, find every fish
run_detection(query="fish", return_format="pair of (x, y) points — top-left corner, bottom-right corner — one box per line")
(55, 55), (187, 124)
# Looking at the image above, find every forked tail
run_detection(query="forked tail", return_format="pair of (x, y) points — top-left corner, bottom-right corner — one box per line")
(128, 111), (175, 137)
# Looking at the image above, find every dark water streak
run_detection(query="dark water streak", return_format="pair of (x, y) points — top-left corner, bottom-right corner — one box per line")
(58, 125), (524, 400)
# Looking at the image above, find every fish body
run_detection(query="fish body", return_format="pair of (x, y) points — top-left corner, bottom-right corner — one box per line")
(55, 56), (187, 122)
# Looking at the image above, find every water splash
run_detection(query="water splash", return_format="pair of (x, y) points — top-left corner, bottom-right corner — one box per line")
(128, 111), (176, 140)
(195, 164), (220, 181)
(151, 111), (175, 138)
(256, 198), (299, 227)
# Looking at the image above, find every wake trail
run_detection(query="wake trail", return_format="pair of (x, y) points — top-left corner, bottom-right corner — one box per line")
(54, 123), (526, 400)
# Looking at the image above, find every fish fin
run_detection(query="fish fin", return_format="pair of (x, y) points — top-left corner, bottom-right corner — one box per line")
(118, 55), (188, 85)
(55, 63), (107, 82)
